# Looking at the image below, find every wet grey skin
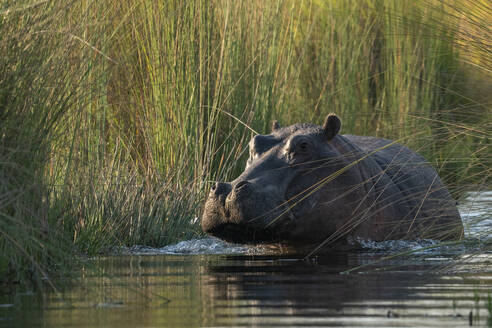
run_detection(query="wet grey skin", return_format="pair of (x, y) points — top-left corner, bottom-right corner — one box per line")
(202, 114), (464, 248)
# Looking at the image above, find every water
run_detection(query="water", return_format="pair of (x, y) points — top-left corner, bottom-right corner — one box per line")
(1, 192), (491, 327)
(460, 191), (492, 241)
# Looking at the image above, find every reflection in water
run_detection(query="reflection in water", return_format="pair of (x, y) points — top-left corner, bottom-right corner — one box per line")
(0, 253), (491, 327)
(0, 191), (490, 327)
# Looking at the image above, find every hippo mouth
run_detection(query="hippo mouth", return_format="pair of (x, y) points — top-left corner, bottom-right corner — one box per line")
(205, 222), (280, 244)
(220, 196), (293, 243)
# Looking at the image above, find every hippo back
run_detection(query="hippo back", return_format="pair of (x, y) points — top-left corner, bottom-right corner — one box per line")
(343, 134), (463, 241)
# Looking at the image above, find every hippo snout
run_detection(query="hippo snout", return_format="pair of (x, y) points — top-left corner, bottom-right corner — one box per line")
(207, 181), (253, 208)
(201, 178), (289, 243)
(202, 182), (230, 233)
(210, 182), (231, 207)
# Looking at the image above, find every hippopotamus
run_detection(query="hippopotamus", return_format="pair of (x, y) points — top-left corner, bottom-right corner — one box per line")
(202, 114), (464, 251)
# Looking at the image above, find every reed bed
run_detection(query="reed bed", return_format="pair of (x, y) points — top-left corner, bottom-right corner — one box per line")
(0, 0), (490, 289)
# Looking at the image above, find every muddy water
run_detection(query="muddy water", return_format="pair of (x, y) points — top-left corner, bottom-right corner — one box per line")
(1, 192), (491, 327)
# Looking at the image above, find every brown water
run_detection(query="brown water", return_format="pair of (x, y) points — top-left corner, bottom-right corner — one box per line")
(0, 191), (491, 327)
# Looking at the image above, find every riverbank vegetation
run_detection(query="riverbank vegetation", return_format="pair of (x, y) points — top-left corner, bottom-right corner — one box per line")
(0, 0), (490, 289)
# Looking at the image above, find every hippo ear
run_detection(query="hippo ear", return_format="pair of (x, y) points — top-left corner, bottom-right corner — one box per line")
(271, 120), (281, 132)
(323, 113), (341, 140)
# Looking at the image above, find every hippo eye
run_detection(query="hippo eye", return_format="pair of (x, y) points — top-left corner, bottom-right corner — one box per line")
(285, 137), (312, 163)
(297, 141), (310, 153)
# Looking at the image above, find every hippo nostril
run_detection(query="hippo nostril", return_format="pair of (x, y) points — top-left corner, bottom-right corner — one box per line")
(234, 180), (250, 190)
(211, 182), (231, 196)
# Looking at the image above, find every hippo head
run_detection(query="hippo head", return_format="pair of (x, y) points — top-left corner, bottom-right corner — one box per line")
(202, 114), (347, 245)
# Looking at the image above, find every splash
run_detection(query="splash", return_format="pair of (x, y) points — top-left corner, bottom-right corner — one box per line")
(116, 237), (271, 255)
(348, 236), (440, 253)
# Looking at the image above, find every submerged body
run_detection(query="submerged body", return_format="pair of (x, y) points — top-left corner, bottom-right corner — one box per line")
(202, 114), (463, 251)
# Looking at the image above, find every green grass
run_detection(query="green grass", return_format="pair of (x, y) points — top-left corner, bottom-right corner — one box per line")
(0, 0), (490, 290)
